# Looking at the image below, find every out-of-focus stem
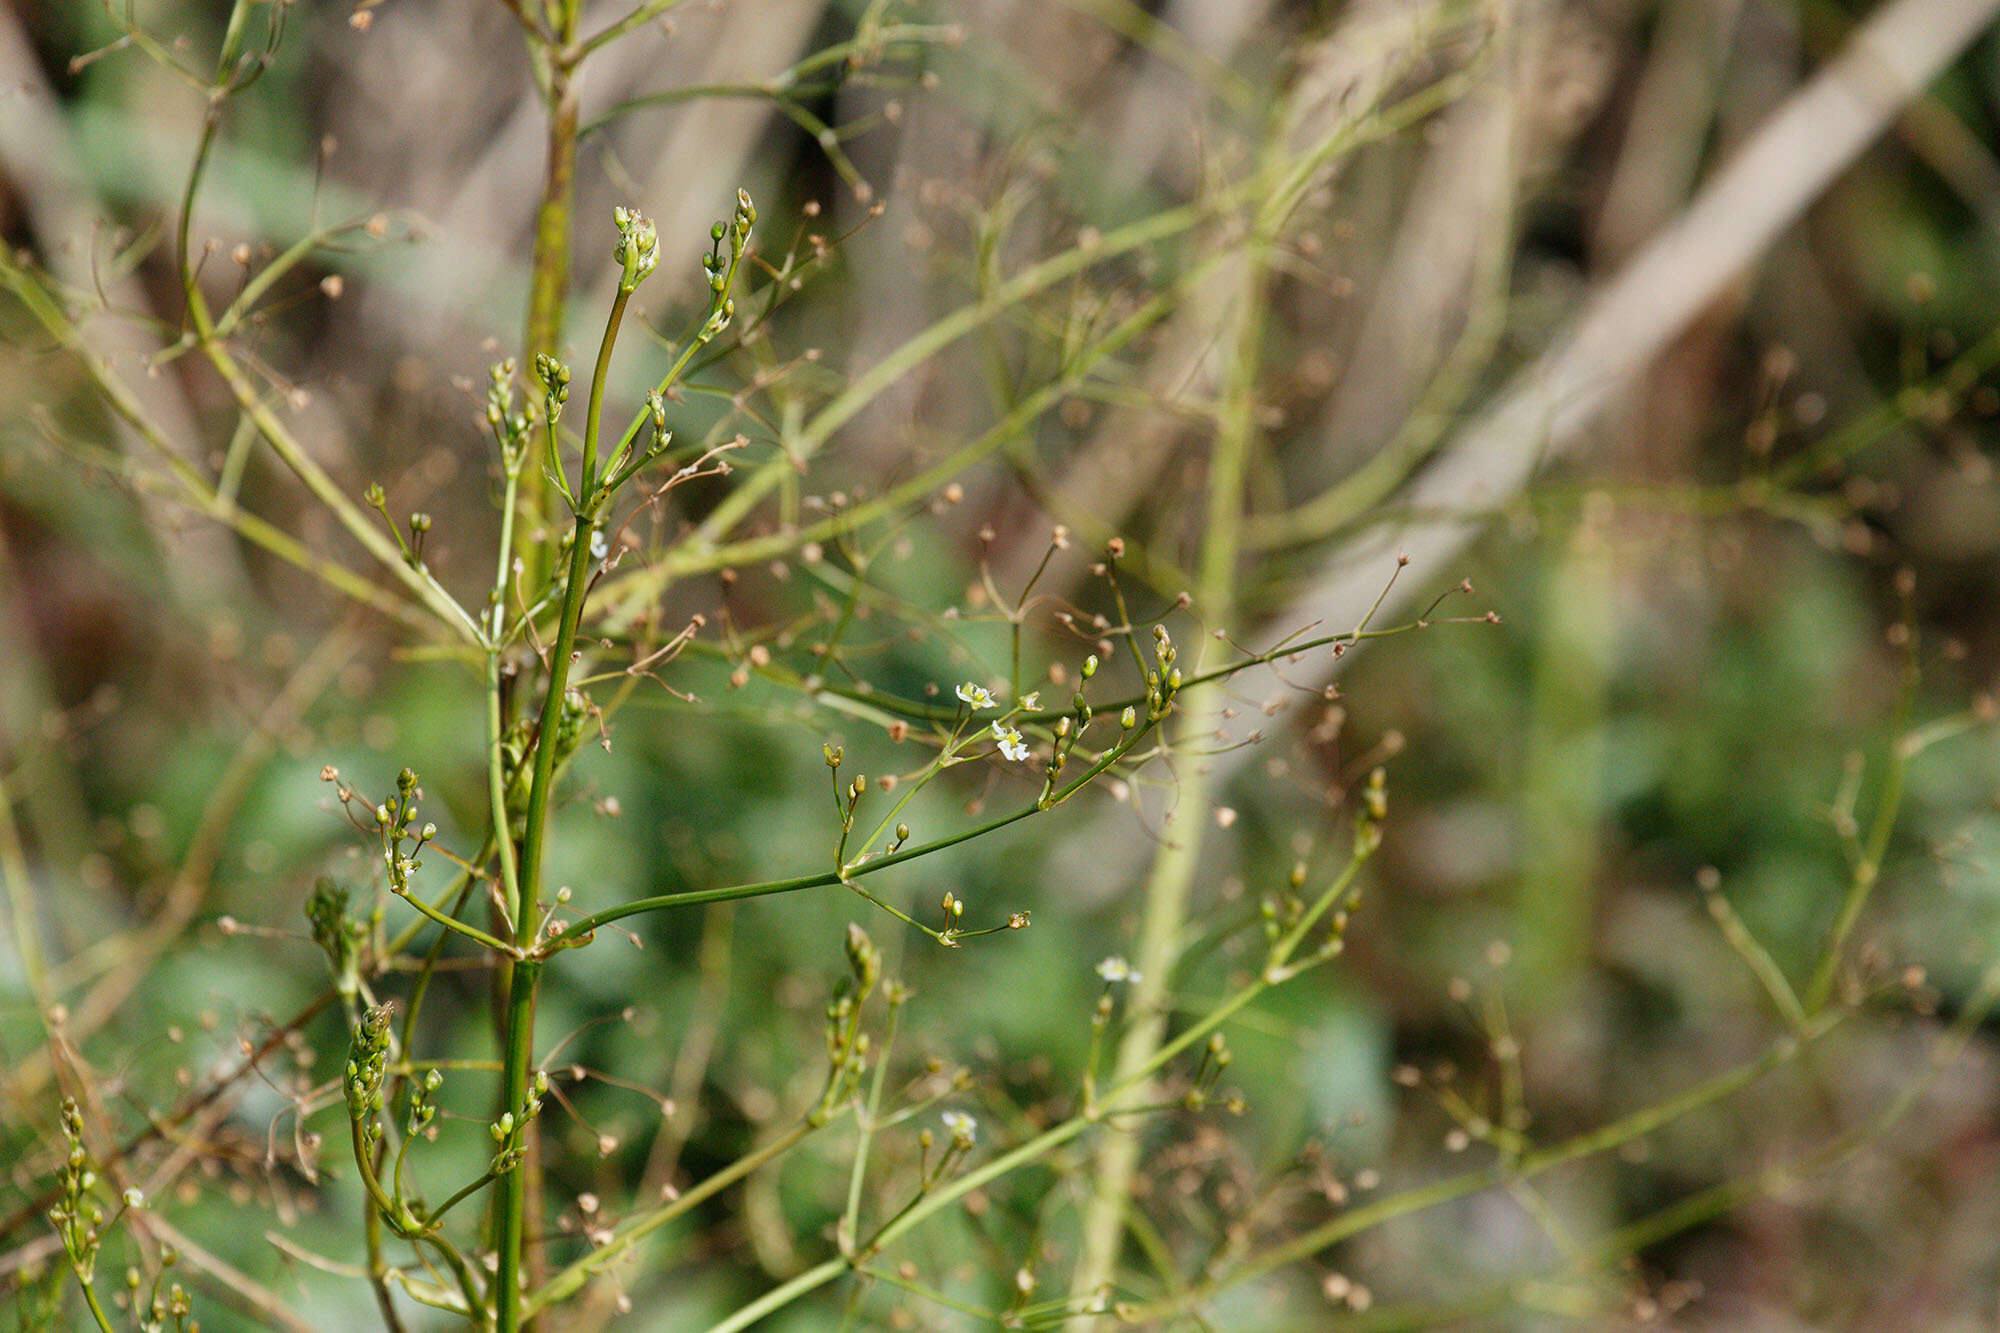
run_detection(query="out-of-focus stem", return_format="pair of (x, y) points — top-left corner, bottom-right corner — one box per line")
(520, 5), (582, 590)
(1064, 231), (1269, 1325)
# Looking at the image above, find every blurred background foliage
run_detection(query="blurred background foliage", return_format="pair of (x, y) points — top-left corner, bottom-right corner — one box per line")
(4, 0), (2000, 1328)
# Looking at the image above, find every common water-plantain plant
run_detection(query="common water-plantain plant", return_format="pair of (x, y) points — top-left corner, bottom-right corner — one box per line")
(7, 3), (2000, 1331)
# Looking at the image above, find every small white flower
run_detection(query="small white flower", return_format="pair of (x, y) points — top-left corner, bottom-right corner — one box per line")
(1097, 956), (1142, 985)
(121, 1188), (144, 1209)
(955, 682), (996, 710)
(1019, 691), (1040, 710)
(590, 530), (609, 561)
(941, 1110), (978, 1146)
(991, 722), (1029, 762)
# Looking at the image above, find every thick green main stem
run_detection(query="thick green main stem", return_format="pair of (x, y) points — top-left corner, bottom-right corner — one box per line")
(492, 523), (588, 1331)
(495, 284), (629, 1332)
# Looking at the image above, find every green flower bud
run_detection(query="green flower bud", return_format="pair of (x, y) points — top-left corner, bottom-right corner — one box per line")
(613, 206), (659, 291)
(845, 922), (881, 991)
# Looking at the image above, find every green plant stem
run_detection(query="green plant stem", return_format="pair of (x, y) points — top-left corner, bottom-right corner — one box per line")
(1066, 227), (1268, 1325)
(584, 23), (952, 131)
(1063, 729), (1215, 1315)
(551, 713), (1153, 943)
(1701, 877), (1808, 1032)
(575, 0), (697, 59)
(365, 1163), (410, 1333)
(350, 1118), (419, 1235)
(702, 1258), (852, 1333)
(767, 619), (1426, 735)
(170, 107), (483, 643)
(73, 1273), (114, 1333)
(417, 1233), (492, 1328)
(493, 958), (542, 1330)
(495, 280), (630, 1333)
(519, 0), (583, 588)
(1803, 645), (1919, 1013)
(838, 1002), (905, 1254)
(0, 772), (51, 1014)
(487, 465), (526, 933)
(576, 293), (629, 503)
(393, 886), (518, 956)
(367, 1226), (409, 1333)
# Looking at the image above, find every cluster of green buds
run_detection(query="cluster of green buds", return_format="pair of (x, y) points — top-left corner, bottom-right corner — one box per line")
(1261, 857), (1363, 968)
(645, 389), (667, 444)
(613, 205), (659, 293)
(405, 1068), (444, 1139)
(534, 352), (571, 427)
(844, 919), (881, 993)
(306, 878), (369, 999)
(1032, 711), (1089, 810)
(376, 767), (437, 899)
(1144, 625), (1182, 720)
(550, 687), (594, 765)
(600, 390), (676, 496)
(488, 1070), (549, 1172)
(830, 752), (871, 861)
(1034, 652), (1142, 811)
(362, 483), (434, 570)
(48, 1097), (128, 1286)
(826, 743), (864, 867)
(696, 189), (756, 343)
(1258, 771), (1383, 977)
(496, 695), (595, 836)
(1182, 1032), (1244, 1114)
(496, 715), (534, 824)
(344, 1003), (395, 1138)
(343, 1006), (431, 1240)
(532, 351), (580, 508)
(1357, 765), (1388, 853)
(485, 358), (532, 475)
(127, 1249), (192, 1333)
(814, 923), (881, 1124)
(1032, 720), (1072, 810)
(1261, 861), (1313, 945)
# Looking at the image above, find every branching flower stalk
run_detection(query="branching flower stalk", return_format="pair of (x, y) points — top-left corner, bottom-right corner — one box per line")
(492, 197), (743, 1331)
(696, 801), (1386, 1331)
(167, 1), (483, 644)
